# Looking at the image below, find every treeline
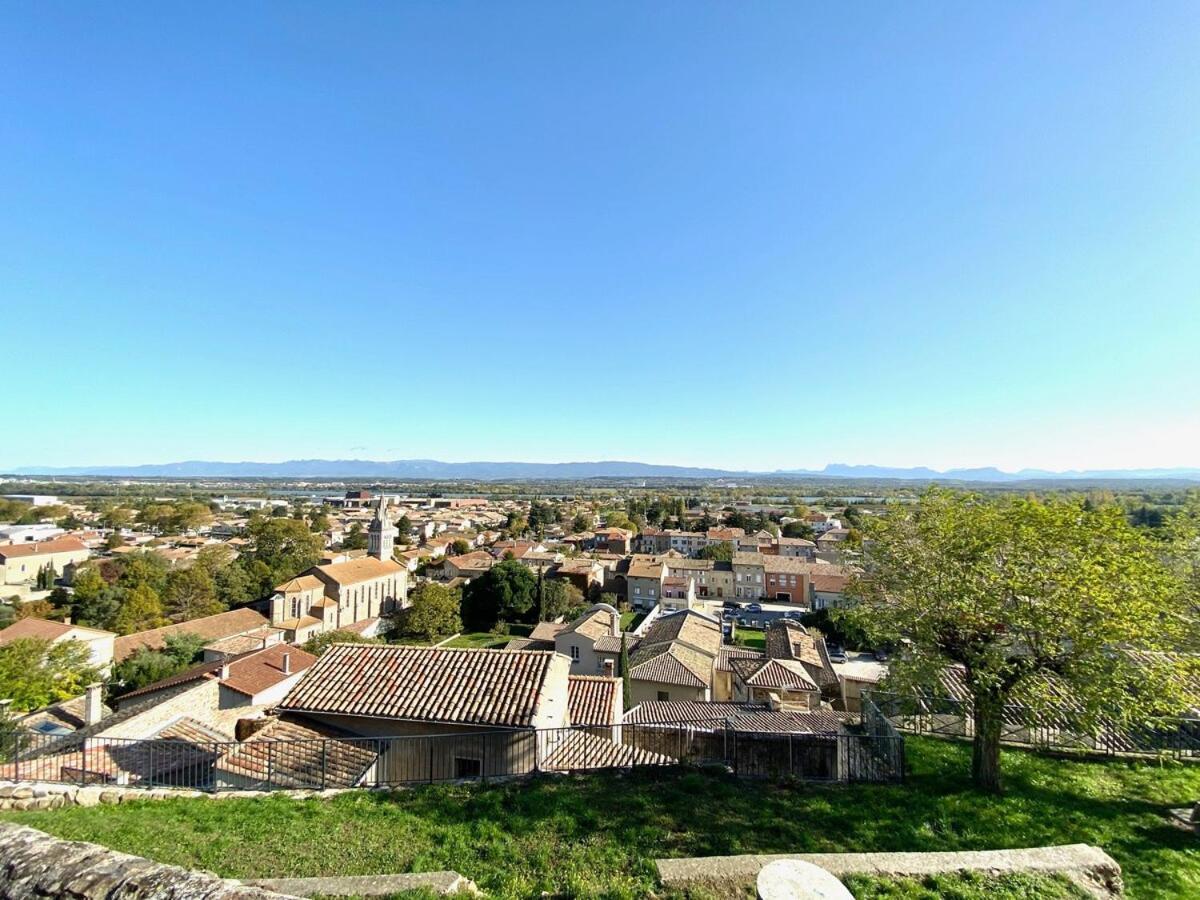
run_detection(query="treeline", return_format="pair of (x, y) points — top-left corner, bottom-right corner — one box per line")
(45, 518), (324, 635)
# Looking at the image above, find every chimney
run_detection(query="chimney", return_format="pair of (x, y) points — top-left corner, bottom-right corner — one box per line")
(219, 662), (231, 681)
(603, 659), (615, 678)
(84, 683), (103, 726)
(62, 614), (71, 626)
(281, 652), (291, 675)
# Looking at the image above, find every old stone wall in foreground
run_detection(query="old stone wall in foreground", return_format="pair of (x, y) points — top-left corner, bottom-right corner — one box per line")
(0, 822), (297, 900)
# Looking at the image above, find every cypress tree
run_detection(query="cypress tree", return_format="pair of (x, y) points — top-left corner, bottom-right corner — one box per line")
(619, 632), (632, 711)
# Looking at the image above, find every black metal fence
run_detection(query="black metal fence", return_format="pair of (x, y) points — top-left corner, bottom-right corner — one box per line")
(869, 691), (1200, 760)
(0, 717), (904, 792)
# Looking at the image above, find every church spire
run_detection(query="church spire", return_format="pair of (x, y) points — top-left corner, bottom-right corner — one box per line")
(368, 495), (397, 561)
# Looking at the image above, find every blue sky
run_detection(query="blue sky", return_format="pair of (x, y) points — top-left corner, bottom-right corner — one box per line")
(4, 3), (1198, 472)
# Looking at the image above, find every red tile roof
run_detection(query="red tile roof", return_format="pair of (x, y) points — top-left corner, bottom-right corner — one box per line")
(0, 537), (87, 560)
(281, 644), (561, 728)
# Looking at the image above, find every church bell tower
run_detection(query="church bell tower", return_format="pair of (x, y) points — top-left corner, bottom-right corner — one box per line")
(368, 496), (397, 561)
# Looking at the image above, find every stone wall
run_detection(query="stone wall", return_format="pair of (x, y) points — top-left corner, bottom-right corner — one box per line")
(0, 781), (354, 811)
(0, 822), (296, 899)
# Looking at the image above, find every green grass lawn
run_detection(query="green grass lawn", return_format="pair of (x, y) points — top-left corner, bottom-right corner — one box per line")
(3, 738), (1199, 899)
(732, 627), (765, 649)
(441, 632), (510, 649)
(843, 871), (1089, 899)
(621, 611), (646, 631)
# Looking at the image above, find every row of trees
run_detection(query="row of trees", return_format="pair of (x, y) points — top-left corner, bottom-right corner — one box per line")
(60, 518), (324, 635)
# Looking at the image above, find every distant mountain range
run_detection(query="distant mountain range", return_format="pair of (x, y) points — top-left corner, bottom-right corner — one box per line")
(7, 459), (1200, 482)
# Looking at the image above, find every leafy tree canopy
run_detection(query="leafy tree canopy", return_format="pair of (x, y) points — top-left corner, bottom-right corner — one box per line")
(0, 637), (102, 712)
(840, 489), (1197, 792)
(461, 560), (538, 631)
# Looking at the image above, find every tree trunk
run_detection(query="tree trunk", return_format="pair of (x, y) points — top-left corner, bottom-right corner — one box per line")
(971, 693), (1003, 793)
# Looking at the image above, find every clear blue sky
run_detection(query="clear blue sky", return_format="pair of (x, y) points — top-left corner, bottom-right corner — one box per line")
(4, 3), (1198, 472)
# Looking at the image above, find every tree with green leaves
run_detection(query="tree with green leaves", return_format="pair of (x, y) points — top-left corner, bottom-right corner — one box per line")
(395, 514), (412, 542)
(246, 516), (323, 592)
(0, 637), (102, 712)
(111, 632), (207, 696)
(619, 632), (632, 711)
(302, 629), (381, 657)
(342, 522), (368, 550)
(840, 489), (1196, 793)
(697, 541), (733, 561)
(571, 512), (592, 533)
(461, 559), (538, 631)
(164, 565), (225, 622)
(70, 565), (124, 630)
(113, 584), (168, 635)
(397, 582), (462, 642)
(542, 578), (584, 621)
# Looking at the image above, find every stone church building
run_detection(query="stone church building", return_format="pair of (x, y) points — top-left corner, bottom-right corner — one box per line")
(270, 498), (408, 642)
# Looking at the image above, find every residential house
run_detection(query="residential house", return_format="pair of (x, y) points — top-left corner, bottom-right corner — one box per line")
(17, 684), (108, 737)
(626, 557), (666, 610)
(550, 557), (605, 597)
(593, 527), (633, 555)
(763, 620), (841, 705)
(713, 645), (765, 702)
(667, 530), (706, 556)
(762, 555), (812, 604)
(633, 527), (670, 555)
(0, 537), (89, 585)
(554, 603), (625, 676)
(626, 609), (722, 704)
(729, 657), (822, 708)
(114, 608), (271, 663)
(277, 644), (572, 780)
(99, 645), (318, 745)
(810, 568), (852, 609)
(731, 552), (766, 600)
(773, 537), (817, 560)
(440, 550), (496, 581)
(0, 617), (115, 671)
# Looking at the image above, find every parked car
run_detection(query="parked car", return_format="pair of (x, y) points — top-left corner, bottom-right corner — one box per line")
(721, 601), (741, 611)
(872, 647), (890, 662)
(827, 644), (848, 664)
(746, 603), (763, 613)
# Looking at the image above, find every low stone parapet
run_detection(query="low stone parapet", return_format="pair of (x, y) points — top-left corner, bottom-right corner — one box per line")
(0, 822), (298, 899)
(657, 844), (1123, 898)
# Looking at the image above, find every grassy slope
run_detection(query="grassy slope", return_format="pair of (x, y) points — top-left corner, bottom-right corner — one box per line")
(3, 738), (1199, 899)
(843, 871), (1089, 899)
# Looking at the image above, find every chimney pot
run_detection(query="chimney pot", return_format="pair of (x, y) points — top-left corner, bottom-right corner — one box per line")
(281, 652), (291, 675)
(63, 614), (71, 625)
(603, 659), (615, 677)
(220, 662), (231, 680)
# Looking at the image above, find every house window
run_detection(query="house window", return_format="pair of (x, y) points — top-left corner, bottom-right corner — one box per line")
(291, 597), (301, 618)
(570, 645), (580, 661)
(453, 756), (482, 779)
(657, 691), (670, 701)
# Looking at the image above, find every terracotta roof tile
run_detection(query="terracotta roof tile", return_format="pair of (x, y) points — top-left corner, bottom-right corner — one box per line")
(280, 644), (561, 728)
(568, 675), (620, 727)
